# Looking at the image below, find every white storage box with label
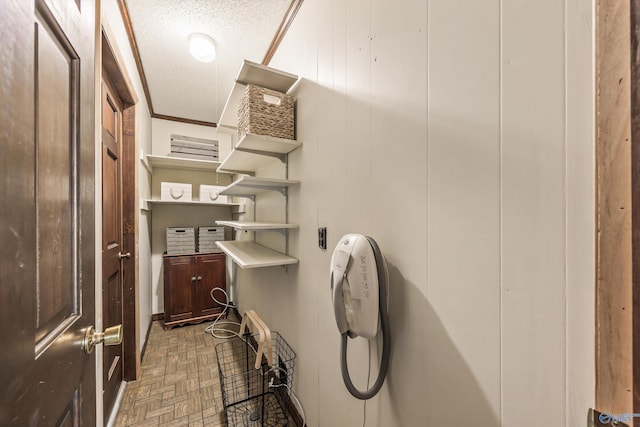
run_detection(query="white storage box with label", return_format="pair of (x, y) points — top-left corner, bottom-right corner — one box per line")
(199, 185), (228, 204)
(166, 227), (196, 254)
(161, 182), (192, 202)
(198, 226), (225, 252)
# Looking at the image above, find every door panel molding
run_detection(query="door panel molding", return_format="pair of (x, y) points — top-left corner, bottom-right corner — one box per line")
(34, 0), (81, 348)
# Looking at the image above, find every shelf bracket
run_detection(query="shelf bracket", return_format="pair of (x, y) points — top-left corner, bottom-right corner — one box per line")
(229, 261), (238, 305)
(235, 148), (287, 163)
(285, 228), (289, 257)
(239, 186), (288, 197)
(274, 187), (288, 197)
(140, 157), (153, 174)
(216, 168), (256, 176)
(227, 194), (256, 202)
(275, 228), (289, 237)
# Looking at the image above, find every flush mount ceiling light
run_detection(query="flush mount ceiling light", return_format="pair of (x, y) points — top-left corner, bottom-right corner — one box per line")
(189, 33), (216, 62)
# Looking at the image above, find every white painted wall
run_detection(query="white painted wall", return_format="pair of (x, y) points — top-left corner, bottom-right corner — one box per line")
(234, 0), (595, 426)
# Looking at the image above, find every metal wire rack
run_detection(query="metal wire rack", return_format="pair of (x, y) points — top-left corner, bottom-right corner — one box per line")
(216, 329), (296, 426)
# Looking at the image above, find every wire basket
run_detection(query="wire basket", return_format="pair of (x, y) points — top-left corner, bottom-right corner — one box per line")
(225, 391), (289, 427)
(216, 312), (296, 427)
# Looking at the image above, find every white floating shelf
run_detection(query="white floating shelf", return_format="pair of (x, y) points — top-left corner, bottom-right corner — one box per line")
(215, 240), (298, 269)
(217, 134), (302, 174)
(218, 60), (298, 133)
(146, 155), (221, 172)
(215, 221), (298, 230)
(217, 150), (276, 174)
(220, 176), (300, 197)
(235, 60), (298, 92)
(236, 133), (301, 154)
(145, 199), (240, 207)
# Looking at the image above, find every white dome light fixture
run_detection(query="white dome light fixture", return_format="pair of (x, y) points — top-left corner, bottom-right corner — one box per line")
(189, 33), (216, 62)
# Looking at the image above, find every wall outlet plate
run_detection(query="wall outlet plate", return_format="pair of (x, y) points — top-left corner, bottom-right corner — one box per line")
(318, 227), (327, 250)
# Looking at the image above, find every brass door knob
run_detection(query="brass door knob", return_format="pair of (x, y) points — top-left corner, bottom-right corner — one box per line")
(83, 324), (123, 354)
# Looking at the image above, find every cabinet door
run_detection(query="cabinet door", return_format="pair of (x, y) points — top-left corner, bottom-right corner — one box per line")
(163, 255), (196, 323)
(195, 253), (226, 317)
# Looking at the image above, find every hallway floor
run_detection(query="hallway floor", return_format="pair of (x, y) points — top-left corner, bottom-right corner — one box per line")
(114, 321), (228, 427)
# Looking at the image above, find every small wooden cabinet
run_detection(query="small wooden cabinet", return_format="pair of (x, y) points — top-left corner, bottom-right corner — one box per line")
(163, 252), (226, 330)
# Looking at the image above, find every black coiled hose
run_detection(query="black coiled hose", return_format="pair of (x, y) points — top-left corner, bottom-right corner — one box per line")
(340, 236), (391, 400)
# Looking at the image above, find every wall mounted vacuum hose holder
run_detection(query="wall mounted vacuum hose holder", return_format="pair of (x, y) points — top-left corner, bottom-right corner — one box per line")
(330, 234), (391, 400)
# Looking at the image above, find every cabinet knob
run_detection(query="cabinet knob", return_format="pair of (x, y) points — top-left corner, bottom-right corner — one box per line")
(191, 276), (196, 282)
(197, 276), (202, 281)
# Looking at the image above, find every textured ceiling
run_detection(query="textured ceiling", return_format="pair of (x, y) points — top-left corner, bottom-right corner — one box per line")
(125, 0), (291, 124)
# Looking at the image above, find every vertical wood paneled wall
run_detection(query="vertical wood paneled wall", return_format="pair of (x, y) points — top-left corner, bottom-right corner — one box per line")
(238, 0), (596, 425)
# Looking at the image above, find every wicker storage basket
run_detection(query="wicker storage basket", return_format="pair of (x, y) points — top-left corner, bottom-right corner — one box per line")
(238, 84), (294, 141)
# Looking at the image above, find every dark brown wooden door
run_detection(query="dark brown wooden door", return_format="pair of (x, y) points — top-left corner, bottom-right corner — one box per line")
(101, 79), (124, 421)
(195, 254), (227, 317)
(0, 0), (96, 425)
